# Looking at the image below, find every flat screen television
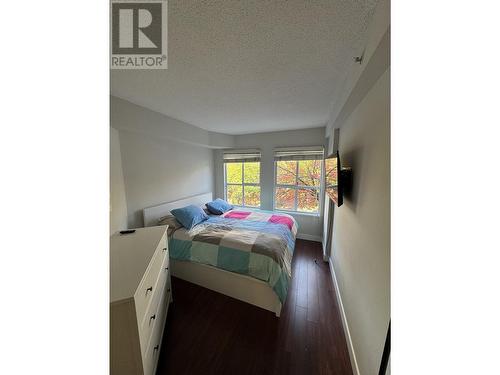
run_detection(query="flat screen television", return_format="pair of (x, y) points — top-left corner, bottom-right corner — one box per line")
(325, 151), (342, 206)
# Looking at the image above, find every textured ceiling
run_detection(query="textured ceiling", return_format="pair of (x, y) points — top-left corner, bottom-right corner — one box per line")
(111, 0), (379, 135)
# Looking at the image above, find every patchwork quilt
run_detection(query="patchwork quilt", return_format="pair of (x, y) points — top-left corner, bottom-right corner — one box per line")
(168, 209), (298, 303)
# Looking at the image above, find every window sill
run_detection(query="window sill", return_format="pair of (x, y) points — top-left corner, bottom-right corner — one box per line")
(229, 206), (320, 218)
(273, 209), (321, 218)
(231, 205), (261, 210)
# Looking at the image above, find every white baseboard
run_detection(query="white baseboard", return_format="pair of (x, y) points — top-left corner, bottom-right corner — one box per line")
(296, 233), (323, 243)
(328, 258), (361, 375)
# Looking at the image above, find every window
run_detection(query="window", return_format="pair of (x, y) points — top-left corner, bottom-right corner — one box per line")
(224, 150), (261, 207)
(274, 147), (324, 214)
(325, 155), (339, 202)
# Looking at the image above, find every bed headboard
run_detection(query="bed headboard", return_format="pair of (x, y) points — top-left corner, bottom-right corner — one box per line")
(143, 192), (214, 227)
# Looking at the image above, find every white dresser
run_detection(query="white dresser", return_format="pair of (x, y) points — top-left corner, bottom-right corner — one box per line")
(110, 226), (172, 375)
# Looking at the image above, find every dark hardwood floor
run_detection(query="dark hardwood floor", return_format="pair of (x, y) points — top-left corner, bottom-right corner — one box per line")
(156, 239), (352, 375)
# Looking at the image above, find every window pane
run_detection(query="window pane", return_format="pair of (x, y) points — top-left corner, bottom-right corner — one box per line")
(325, 157), (338, 187)
(297, 188), (319, 213)
(275, 188), (295, 211)
(276, 161), (297, 185)
(226, 185), (243, 206)
(298, 160), (321, 187)
(244, 162), (260, 184)
(226, 163), (242, 183)
(244, 186), (260, 207)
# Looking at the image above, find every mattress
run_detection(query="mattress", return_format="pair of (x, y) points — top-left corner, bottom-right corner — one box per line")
(168, 209), (298, 303)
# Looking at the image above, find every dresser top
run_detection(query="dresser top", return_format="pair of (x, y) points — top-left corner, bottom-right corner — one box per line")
(110, 226), (168, 303)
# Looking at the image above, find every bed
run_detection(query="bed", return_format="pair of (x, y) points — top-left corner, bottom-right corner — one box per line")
(143, 193), (297, 317)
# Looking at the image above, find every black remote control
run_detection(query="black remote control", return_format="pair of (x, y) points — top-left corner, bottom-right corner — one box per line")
(119, 230), (136, 235)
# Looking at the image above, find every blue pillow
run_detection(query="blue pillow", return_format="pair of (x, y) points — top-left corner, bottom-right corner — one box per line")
(170, 205), (208, 230)
(205, 198), (233, 215)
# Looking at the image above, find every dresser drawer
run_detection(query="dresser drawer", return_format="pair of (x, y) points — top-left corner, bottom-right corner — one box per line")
(110, 226), (171, 375)
(142, 280), (171, 375)
(138, 260), (171, 353)
(134, 234), (168, 320)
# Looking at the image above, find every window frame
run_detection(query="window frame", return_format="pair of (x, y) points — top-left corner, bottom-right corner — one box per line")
(224, 161), (261, 208)
(273, 159), (324, 215)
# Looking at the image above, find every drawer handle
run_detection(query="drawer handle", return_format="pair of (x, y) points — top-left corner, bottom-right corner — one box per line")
(149, 314), (156, 325)
(162, 247), (167, 252)
(165, 267), (169, 271)
(167, 288), (171, 292)
(153, 345), (159, 354)
(146, 286), (153, 295)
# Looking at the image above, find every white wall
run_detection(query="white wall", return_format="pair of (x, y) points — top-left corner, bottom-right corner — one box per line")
(111, 96), (235, 149)
(214, 127), (326, 240)
(110, 127), (128, 234)
(331, 68), (390, 375)
(118, 130), (215, 228)
(111, 98), (215, 228)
